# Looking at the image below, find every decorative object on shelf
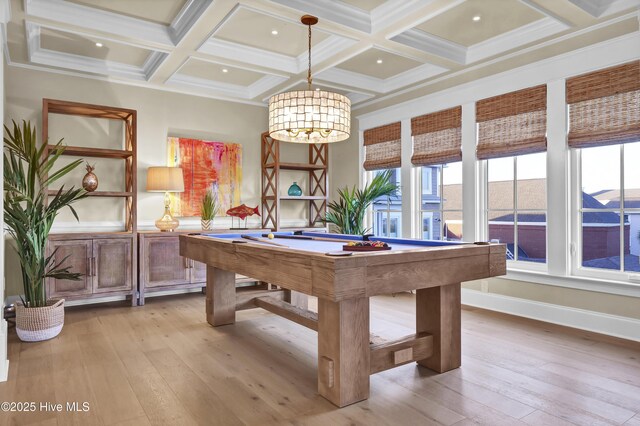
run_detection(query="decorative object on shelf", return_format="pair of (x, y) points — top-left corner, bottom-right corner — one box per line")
(3, 120), (87, 341)
(167, 137), (242, 217)
(82, 162), (99, 192)
(227, 204), (260, 229)
(200, 189), (219, 231)
(268, 15), (350, 144)
(324, 169), (397, 234)
(287, 181), (303, 196)
(146, 166), (185, 232)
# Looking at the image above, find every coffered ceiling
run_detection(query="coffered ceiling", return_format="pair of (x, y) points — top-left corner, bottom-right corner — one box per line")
(2, 0), (638, 112)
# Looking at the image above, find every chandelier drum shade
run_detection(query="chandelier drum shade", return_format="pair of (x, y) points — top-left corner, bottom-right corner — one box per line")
(268, 15), (351, 144)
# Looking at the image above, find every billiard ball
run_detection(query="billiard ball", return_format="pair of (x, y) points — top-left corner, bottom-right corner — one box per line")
(267, 233), (274, 239)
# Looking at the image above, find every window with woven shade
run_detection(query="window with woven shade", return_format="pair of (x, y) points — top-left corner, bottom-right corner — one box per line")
(363, 122), (401, 170)
(476, 85), (547, 160)
(411, 106), (462, 166)
(566, 60), (640, 148)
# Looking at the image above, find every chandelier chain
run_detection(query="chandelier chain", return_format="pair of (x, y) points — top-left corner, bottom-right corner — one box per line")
(307, 23), (312, 88)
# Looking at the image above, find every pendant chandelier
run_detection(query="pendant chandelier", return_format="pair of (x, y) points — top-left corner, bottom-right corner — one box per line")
(268, 15), (351, 144)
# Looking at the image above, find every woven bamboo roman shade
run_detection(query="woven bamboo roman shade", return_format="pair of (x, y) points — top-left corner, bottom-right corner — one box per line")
(363, 122), (401, 170)
(411, 106), (462, 166)
(566, 61), (640, 148)
(476, 85), (547, 160)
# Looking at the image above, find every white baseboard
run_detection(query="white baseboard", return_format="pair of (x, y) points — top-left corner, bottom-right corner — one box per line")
(462, 288), (640, 342)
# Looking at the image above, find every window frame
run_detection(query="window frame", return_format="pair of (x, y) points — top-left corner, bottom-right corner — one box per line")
(483, 154), (548, 272)
(366, 168), (403, 238)
(417, 163), (463, 241)
(570, 144), (640, 280)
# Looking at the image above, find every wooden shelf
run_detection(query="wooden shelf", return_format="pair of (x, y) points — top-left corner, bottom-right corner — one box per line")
(47, 145), (133, 159)
(264, 195), (327, 201)
(47, 190), (133, 197)
(264, 162), (326, 171)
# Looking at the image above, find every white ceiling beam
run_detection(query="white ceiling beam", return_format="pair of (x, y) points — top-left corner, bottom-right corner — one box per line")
(24, 0), (174, 48)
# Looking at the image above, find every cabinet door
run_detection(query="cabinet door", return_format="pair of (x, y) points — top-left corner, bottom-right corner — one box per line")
(190, 260), (207, 283)
(46, 240), (93, 297)
(143, 237), (190, 288)
(93, 238), (132, 293)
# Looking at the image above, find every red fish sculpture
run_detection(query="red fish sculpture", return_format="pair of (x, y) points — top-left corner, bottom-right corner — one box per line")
(226, 204), (260, 220)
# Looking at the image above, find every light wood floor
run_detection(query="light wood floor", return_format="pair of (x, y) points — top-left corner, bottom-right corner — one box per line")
(1, 292), (639, 426)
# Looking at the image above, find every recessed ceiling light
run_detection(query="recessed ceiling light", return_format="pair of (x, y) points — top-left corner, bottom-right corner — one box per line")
(222, 68), (228, 73)
(315, 88), (320, 91)
(472, 15), (481, 22)
(376, 58), (383, 64)
(95, 42), (103, 47)
(271, 29), (279, 35)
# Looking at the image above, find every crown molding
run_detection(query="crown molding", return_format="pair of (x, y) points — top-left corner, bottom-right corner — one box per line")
(391, 29), (467, 64)
(266, 0), (371, 33)
(143, 51), (169, 80)
(295, 35), (358, 72)
(568, 0), (616, 17)
(169, 0), (214, 44)
(357, 31), (640, 129)
(199, 38), (298, 73)
(25, 21), (167, 81)
(24, 0), (174, 48)
(466, 17), (570, 64)
(247, 74), (289, 98)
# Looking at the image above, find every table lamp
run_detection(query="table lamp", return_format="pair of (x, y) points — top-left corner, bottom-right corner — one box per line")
(146, 166), (184, 232)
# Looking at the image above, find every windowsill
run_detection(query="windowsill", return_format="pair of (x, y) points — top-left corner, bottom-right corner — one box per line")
(495, 268), (640, 298)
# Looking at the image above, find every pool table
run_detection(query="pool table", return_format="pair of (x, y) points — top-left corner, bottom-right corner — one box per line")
(180, 231), (506, 407)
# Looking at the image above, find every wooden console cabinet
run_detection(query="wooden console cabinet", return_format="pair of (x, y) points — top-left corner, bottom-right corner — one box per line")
(46, 233), (135, 303)
(138, 230), (267, 305)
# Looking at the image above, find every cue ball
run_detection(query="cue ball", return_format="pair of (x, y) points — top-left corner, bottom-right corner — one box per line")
(267, 233), (274, 239)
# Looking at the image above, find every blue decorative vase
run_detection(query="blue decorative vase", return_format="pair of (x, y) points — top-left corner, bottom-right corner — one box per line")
(288, 182), (302, 196)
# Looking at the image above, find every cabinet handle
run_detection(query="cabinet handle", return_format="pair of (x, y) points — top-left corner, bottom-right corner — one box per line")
(91, 257), (96, 277)
(87, 258), (92, 277)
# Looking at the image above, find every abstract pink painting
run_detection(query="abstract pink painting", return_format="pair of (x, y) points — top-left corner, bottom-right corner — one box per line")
(168, 137), (242, 217)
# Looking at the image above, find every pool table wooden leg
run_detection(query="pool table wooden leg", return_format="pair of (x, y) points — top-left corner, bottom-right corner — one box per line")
(206, 266), (236, 326)
(416, 283), (461, 373)
(317, 297), (370, 407)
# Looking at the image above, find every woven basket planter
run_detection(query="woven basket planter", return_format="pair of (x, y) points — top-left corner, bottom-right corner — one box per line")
(16, 299), (65, 342)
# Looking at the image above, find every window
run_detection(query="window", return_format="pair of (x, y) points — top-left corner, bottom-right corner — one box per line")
(577, 142), (640, 273)
(486, 152), (547, 263)
(371, 168), (402, 237)
(419, 162), (462, 240)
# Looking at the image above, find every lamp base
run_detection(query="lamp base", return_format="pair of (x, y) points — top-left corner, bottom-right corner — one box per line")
(155, 194), (179, 232)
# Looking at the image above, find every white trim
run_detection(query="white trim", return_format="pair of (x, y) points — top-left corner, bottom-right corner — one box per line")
(198, 38), (298, 74)
(356, 16), (639, 119)
(568, 0), (616, 17)
(461, 288), (640, 342)
(268, 0), (371, 33)
(357, 30), (640, 127)
(391, 29), (466, 64)
(500, 269), (640, 297)
(317, 61), (448, 94)
(466, 17), (570, 64)
(24, 0), (174, 48)
(169, 0), (213, 44)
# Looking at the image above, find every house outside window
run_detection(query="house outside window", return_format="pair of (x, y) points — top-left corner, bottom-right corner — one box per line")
(419, 162), (463, 240)
(371, 168), (402, 237)
(486, 152), (547, 264)
(575, 142), (640, 273)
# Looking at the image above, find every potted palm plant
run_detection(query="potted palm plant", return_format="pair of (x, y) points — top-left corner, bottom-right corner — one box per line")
(4, 120), (87, 342)
(325, 169), (398, 234)
(200, 189), (219, 231)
